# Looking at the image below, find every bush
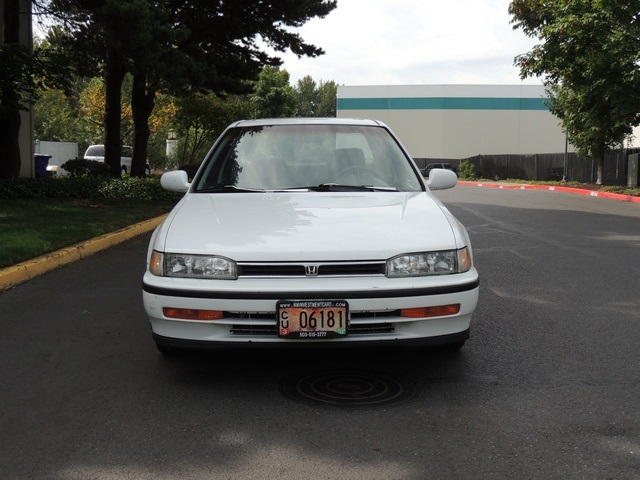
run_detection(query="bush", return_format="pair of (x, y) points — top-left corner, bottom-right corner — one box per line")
(0, 177), (104, 199)
(98, 177), (183, 202)
(61, 159), (111, 178)
(457, 160), (477, 180)
(0, 176), (182, 202)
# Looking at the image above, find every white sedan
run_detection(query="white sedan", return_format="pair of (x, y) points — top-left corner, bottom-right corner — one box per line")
(142, 118), (479, 354)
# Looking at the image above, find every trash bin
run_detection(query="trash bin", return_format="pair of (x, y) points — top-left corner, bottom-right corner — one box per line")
(34, 154), (52, 178)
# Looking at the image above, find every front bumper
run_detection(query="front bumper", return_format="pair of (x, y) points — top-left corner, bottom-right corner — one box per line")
(142, 271), (479, 346)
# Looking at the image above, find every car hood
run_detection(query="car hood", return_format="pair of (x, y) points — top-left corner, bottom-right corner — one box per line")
(156, 192), (460, 261)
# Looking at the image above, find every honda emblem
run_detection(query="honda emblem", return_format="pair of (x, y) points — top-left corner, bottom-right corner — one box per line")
(305, 265), (319, 276)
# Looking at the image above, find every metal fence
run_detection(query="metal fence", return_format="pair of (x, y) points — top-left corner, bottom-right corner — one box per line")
(415, 148), (640, 184)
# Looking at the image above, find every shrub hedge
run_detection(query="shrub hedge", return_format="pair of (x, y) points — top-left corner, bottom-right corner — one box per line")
(61, 159), (111, 178)
(0, 176), (183, 202)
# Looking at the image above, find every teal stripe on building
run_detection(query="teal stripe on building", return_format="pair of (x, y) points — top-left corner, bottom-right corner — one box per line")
(337, 97), (549, 111)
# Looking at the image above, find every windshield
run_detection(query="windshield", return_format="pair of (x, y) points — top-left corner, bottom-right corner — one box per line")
(85, 145), (105, 157)
(193, 124), (424, 192)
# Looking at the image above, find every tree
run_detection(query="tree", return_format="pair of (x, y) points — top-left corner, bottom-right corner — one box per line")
(34, 87), (80, 142)
(509, 0), (640, 184)
(0, 5), (69, 178)
(294, 76), (337, 117)
(1, 2), (45, 178)
(315, 80), (337, 117)
(253, 66), (297, 118)
(173, 93), (253, 167)
(296, 76), (317, 116)
(46, 0), (337, 177)
(0, 45), (30, 178)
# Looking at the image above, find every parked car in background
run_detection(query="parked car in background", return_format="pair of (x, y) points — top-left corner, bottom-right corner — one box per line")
(422, 163), (457, 176)
(84, 145), (150, 174)
(143, 118), (479, 354)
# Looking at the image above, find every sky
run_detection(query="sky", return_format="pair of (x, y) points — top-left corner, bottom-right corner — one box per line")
(278, 0), (543, 86)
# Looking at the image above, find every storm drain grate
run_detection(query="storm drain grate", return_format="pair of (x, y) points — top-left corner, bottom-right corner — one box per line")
(279, 368), (417, 409)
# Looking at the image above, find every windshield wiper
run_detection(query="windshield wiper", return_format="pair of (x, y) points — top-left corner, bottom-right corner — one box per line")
(196, 185), (265, 193)
(304, 183), (398, 192)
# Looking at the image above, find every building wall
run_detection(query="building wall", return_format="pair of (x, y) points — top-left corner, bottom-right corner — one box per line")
(337, 84), (571, 160)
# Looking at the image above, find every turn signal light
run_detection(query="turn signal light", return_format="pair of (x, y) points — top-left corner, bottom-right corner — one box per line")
(163, 308), (224, 321)
(400, 304), (460, 318)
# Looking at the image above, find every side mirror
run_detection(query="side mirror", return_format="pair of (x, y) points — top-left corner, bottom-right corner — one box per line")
(161, 170), (191, 192)
(427, 168), (457, 190)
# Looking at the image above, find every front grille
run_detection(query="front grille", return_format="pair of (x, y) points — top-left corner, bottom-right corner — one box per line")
(230, 324), (275, 336)
(228, 310), (397, 337)
(348, 323), (395, 334)
(238, 265), (306, 276)
(237, 261), (386, 277)
(230, 322), (395, 336)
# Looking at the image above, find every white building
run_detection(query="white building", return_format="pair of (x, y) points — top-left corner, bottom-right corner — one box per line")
(337, 84), (572, 160)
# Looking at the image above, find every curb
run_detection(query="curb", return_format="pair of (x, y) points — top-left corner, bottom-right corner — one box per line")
(457, 181), (640, 204)
(0, 214), (167, 292)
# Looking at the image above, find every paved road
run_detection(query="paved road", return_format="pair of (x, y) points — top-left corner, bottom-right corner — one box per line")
(1, 187), (639, 479)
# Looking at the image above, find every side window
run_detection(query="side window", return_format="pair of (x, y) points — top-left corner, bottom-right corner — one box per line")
(121, 146), (133, 157)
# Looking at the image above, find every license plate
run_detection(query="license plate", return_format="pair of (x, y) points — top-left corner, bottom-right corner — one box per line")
(277, 300), (348, 339)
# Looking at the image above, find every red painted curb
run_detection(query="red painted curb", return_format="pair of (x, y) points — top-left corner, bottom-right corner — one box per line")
(457, 181), (640, 204)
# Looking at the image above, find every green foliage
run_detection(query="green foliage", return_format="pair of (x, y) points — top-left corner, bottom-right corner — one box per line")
(296, 76), (317, 116)
(34, 88), (81, 142)
(32, 68), (339, 174)
(294, 76), (337, 117)
(457, 160), (477, 180)
(315, 80), (338, 117)
(0, 177), (104, 199)
(44, 0), (337, 178)
(97, 177), (183, 201)
(61, 159), (111, 178)
(0, 37), (71, 111)
(172, 93), (252, 167)
(509, 0), (640, 184)
(600, 185), (640, 197)
(0, 177), (182, 202)
(252, 67), (297, 118)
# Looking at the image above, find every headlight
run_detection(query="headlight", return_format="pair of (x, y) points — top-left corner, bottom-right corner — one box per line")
(149, 251), (237, 279)
(386, 247), (472, 277)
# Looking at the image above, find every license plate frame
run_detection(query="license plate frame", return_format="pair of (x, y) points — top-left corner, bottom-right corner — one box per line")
(277, 300), (348, 339)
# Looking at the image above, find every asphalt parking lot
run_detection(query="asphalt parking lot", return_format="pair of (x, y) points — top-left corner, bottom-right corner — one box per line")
(1, 186), (638, 479)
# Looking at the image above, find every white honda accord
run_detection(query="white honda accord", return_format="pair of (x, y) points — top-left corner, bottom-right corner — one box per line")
(142, 118), (479, 354)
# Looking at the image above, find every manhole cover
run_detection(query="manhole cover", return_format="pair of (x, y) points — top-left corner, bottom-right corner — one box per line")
(279, 368), (417, 409)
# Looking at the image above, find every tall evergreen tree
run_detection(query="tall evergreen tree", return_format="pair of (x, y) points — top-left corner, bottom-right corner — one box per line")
(45, 0), (337, 177)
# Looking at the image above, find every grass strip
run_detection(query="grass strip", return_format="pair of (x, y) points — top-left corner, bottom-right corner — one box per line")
(0, 198), (174, 268)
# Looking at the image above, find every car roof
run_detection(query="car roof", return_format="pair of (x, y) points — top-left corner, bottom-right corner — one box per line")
(230, 118), (386, 128)
(85, 144), (133, 148)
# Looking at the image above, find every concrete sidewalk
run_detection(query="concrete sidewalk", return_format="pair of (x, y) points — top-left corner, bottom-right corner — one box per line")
(1, 182), (638, 291)
(0, 214), (167, 292)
